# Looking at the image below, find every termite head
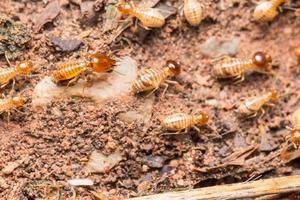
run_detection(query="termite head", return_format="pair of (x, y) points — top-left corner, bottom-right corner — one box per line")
(195, 112), (209, 125)
(267, 89), (278, 101)
(16, 61), (33, 75)
(89, 53), (116, 73)
(253, 51), (272, 70)
(11, 95), (25, 107)
(166, 60), (181, 76)
(117, 2), (133, 15)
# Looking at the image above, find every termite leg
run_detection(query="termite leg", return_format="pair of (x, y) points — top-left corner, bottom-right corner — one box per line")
(161, 83), (169, 99)
(138, 22), (151, 31)
(81, 74), (93, 96)
(11, 78), (16, 92)
(4, 52), (12, 66)
(146, 86), (159, 97)
(259, 108), (265, 119)
(165, 80), (179, 85)
(1, 82), (9, 89)
(163, 129), (185, 136)
(64, 76), (80, 91)
(192, 125), (201, 133)
(13, 108), (25, 114)
(247, 111), (258, 119)
(233, 74), (244, 84)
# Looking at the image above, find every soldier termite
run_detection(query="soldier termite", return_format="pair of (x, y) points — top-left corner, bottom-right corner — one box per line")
(117, 2), (165, 29)
(236, 90), (278, 119)
(182, 0), (204, 26)
(132, 60), (180, 96)
(51, 52), (116, 86)
(253, 0), (285, 22)
(212, 51), (273, 83)
(161, 112), (209, 134)
(0, 61), (33, 89)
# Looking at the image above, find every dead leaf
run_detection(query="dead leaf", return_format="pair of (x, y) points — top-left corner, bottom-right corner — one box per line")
(34, 0), (61, 32)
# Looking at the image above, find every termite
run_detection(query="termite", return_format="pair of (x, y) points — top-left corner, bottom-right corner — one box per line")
(183, 0), (204, 26)
(117, 2), (165, 29)
(51, 52), (116, 85)
(161, 112), (209, 134)
(286, 108), (300, 149)
(236, 90), (278, 118)
(0, 94), (25, 122)
(0, 61), (33, 88)
(253, 0), (285, 22)
(212, 51), (272, 83)
(132, 60), (180, 95)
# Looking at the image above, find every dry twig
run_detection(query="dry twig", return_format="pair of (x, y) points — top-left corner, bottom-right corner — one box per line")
(128, 175), (300, 200)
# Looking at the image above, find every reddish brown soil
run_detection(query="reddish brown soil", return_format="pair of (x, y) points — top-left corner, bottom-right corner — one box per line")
(0, 0), (300, 199)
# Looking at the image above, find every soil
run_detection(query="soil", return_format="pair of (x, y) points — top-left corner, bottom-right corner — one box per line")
(0, 0), (300, 199)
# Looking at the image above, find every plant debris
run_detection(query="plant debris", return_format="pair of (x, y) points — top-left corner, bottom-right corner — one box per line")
(0, 15), (31, 60)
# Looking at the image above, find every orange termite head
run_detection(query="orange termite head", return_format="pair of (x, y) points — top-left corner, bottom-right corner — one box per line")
(117, 2), (133, 15)
(268, 89), (278, 101)
(253, 51), (272, 68)
(89, 53), (116, 73)
(15, 61), (33, 75)
(166, 60), (181, 76)
(11, 95), (25, 107)
(195, 112), (209, 126)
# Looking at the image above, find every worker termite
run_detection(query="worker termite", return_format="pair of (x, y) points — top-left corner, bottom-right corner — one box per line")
(132, 60), (180, 95)
(0, 61), (33, 88)
(236, 90), (278, 119)
(117, 2), (165, 29)
(51, 52), (116, 85)
(286, 108), (300, 149)
(253, 0), (285, 22)
(161, 112), (209, 134)
(212, 51), (272, 83)
(182, 0), (204, 26)
(0, 94), (25, 122)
